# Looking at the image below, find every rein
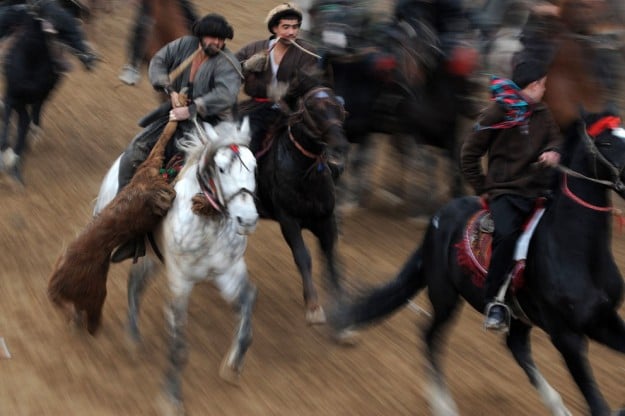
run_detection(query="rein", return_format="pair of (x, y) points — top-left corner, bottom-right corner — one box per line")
(557, 117), (625, 224)
(195, 145), (255, 214)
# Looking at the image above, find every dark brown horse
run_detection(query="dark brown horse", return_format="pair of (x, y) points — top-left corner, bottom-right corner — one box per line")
(119, 0), (197, 85)
(544, 0), (625, 129)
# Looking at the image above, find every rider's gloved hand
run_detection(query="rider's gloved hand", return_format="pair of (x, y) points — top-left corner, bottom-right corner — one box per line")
(243, 51), (268, 73)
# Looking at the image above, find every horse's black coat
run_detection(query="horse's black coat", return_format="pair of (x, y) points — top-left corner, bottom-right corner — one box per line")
(334, 110), (625, 415)
(0, 2), (95, 183)
(254, 71), (349, 318)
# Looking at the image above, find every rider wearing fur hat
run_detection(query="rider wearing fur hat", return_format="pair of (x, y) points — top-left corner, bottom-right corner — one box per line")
(112, 13), (242, 263)
(235, 2), (319, 155)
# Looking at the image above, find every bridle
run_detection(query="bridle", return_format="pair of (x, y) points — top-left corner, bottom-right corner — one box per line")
(289, 86), (346, 144)
(195, 144), (255, 214)
(558, 116), (625, 213)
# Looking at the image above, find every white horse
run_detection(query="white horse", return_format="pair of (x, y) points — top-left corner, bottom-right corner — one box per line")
(94, 119), (258, 413)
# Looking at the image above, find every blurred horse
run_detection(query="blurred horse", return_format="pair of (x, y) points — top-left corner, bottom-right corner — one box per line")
(0, 1), (96, 184)
(483, 0), (625, 129)
(315, 2), (481, 213)
(333, 107), (625, 416)
(544, 0), (625, 129)
(119, 0), (197, 85)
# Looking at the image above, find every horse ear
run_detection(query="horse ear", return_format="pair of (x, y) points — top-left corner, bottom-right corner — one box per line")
(239, 117), (251, 146)
(578, 105), (588, 119)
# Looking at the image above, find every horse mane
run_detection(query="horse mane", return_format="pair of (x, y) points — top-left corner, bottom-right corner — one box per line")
(176, 120), (251, 167)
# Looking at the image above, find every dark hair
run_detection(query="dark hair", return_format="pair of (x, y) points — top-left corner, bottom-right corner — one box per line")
(192, 13), (234, 40)
(265, 3), (303, 34)
(512, 59), (547, 89)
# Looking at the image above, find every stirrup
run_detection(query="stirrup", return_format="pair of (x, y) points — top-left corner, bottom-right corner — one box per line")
(483, 301), (511, 333)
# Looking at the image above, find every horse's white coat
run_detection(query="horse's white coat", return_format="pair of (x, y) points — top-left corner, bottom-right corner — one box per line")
(95, 119), (257, 301)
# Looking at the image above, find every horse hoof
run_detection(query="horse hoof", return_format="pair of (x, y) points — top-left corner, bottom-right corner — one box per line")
(2, 148), (18, 170)
(156, 392), (186, 416)
(29, 123), (43, 145)
(218, 358), (241, 386)
(331, 327), (360, 347)
(306, 306), (326, 325)
(119, 64), (140, 85)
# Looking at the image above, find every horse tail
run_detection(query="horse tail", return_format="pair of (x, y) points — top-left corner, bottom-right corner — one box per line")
(332, 247), (425, 329)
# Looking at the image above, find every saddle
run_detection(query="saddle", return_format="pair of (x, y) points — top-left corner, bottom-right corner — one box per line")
(456, 205), (546, 292)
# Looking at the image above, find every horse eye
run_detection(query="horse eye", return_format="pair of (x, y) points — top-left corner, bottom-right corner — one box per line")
(218, 167), (226, 174)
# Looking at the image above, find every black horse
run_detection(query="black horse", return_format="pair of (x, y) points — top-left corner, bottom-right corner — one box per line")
(316, 4), (480, 211)
(0, 1), (96, 183)
(332, 110), (625, 416)
(255, 70), (349, 324)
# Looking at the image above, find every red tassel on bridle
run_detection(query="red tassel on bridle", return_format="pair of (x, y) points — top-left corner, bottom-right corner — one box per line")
(587, 116), (622, 137)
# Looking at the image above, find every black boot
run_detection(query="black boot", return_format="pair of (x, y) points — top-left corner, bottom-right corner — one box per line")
(111, 237), (146, 263)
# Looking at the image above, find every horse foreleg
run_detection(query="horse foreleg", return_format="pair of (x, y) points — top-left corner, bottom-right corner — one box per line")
(278, 218), (321, 323)
(337, 138), (375, 212)
(6, 104), (31, 184)
(163, 285), (191, 412)
(0, 95), (11, 153)
(127, 257), (156, 344)
(506, 320), (571, 416)
(311, 217), (342, 297)
(551, 330), (611, 416)
(219, 274), (257, 385)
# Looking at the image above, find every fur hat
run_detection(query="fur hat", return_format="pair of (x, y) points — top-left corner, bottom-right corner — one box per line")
(265, 3), (303, 34)
(192, 13), (234, 40)
(512, 58), (547, 89)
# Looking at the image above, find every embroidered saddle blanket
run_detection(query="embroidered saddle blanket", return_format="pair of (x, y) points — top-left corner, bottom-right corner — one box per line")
(456, 207), (546, 292)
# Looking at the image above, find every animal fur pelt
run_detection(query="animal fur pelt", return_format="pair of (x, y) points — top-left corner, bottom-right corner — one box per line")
(47, 120), (178, 334)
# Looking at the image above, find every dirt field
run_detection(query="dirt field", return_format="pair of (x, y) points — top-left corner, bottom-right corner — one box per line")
(1, 2), (624, 415)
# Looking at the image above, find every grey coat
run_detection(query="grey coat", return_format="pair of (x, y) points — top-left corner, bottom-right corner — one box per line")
(149, 35), (242, 121)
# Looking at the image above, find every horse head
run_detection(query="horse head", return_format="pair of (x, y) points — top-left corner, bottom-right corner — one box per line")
(183, 119), (258, 235)
(286, 69), (349, 178)
(575, 108), (625, 198)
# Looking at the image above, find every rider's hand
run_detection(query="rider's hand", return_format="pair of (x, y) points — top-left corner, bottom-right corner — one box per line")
(538, 150), (560, 167)
(169, 106), (190, 122)
(243, 51), (268, 73)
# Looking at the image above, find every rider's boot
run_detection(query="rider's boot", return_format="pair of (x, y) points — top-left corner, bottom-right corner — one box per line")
(111, 236), (146, 263)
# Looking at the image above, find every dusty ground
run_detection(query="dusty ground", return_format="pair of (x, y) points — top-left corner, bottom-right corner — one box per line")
(1, 2), (624, 415)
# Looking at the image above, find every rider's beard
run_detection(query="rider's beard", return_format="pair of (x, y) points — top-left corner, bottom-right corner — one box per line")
(202, 42), (221, 57)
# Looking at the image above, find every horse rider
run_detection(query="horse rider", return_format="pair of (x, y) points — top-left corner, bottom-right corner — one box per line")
(111, 13), (242, 263)
(5, 0), (97, 72)
(118, 0), (198, 85)
(235, 2), (319, 156)
(460, 59), (563, 332)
